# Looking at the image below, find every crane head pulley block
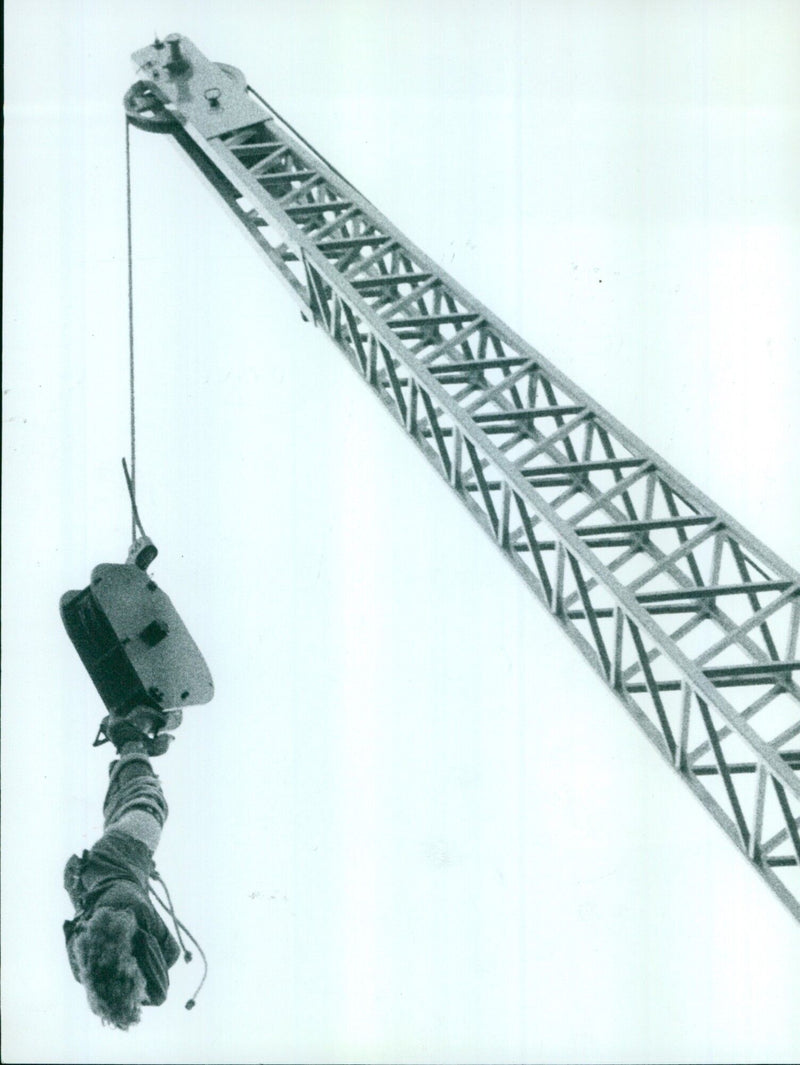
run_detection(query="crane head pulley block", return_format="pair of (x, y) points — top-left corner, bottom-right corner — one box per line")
(125, 33), (261, 137)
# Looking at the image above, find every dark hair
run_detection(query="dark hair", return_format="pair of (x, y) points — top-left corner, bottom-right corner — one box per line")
(71, 906), (148, 1030)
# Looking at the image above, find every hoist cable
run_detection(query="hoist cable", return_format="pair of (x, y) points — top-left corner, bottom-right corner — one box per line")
(122, 457), (147, 540)
(125, 118), (138, 543)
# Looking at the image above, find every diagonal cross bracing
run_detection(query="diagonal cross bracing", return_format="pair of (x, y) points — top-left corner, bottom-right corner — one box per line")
(128, 36), (800, 923)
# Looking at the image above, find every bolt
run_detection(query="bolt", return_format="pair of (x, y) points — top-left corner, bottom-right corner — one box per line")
(164, 33), (188, 74)
(205, 87), (222, 109)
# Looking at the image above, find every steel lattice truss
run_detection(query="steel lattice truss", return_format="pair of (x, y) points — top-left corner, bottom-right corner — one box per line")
(128, 36), (800, 922)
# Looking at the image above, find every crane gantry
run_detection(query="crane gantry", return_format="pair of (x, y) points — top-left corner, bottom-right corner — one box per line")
(124, 34), (800, 923)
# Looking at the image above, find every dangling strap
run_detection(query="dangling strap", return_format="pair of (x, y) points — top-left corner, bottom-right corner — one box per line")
(149, 869), (208, 1010)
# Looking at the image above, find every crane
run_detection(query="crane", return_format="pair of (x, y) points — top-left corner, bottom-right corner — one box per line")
(124, 33), (800, 925)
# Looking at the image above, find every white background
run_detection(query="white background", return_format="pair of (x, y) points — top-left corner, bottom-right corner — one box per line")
(3, 2), (799, 1062)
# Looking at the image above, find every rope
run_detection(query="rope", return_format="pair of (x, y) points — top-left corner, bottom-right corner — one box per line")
(125, 118), (137, 543)
(149, 871), (191, 959)
(149, 872), (209, 1009)
(122, 457), (147, 540)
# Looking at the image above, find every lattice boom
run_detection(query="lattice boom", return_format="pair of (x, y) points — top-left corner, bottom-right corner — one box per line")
(128, 36), (800, 922)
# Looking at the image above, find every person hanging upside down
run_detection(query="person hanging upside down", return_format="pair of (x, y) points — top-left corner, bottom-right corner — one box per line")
(62, 707), (188, 1029)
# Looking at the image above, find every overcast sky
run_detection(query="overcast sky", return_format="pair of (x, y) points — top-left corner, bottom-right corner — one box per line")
(3, 2), (799, 1063)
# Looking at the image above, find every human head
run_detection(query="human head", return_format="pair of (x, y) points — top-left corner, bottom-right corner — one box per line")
(70, 906), (147, 1029)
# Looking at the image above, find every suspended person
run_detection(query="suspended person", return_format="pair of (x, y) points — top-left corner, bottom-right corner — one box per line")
(62, 706), (197, 1029)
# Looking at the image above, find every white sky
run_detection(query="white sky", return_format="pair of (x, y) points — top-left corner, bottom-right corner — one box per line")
(3, 2), (799, 1063)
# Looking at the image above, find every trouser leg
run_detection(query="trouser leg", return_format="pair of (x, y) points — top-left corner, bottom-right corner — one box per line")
(103, 750), (169, 851)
